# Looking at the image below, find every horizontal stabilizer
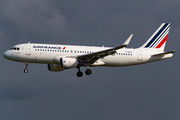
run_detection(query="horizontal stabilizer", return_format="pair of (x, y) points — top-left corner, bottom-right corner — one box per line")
(152, 50), (177, 57)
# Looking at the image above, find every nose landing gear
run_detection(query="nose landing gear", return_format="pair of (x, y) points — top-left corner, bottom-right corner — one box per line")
(24, 62), (28, 73)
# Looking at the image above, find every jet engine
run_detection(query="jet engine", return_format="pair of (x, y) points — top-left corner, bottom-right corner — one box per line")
(61, 58), (78, 68)
(53, 56), (79, 69)
(47, 64), (64, 72)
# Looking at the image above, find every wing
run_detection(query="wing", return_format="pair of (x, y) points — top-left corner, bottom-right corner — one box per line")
(77, 34), (133, 64)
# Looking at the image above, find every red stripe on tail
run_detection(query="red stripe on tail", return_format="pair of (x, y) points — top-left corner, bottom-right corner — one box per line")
(155, 34), (168, 48)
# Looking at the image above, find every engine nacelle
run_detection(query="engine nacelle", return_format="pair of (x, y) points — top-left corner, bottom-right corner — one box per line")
(61, 58), (78, 68)
(47, 64), (64, 72)
(53, 56), (79, 69)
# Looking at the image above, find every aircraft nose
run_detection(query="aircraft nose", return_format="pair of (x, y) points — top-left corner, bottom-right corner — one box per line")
(3, 51), (8, 58)
(3, 50), (11, 59)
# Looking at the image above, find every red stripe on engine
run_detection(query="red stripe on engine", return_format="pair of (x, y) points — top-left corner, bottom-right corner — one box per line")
(155, 34), (168, 48)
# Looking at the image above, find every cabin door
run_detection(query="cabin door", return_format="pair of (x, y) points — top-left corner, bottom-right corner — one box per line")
(137, 50), (143, 61)
(25, 45), (31, 55)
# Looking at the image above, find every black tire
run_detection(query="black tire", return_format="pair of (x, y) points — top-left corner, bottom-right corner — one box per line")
(85, 69), (92, 75)
(77, 71), (83, 77)
(24, 69), (28, 73)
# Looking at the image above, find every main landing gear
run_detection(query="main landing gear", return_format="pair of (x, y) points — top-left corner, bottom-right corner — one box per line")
(76, 66), (92, 77)
(24, 62), (28, 73)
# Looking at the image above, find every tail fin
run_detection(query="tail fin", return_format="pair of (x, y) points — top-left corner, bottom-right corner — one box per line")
(141, 23), (171, 52)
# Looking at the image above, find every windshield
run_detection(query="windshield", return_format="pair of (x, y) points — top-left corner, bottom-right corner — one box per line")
(10, 47), (20, 50)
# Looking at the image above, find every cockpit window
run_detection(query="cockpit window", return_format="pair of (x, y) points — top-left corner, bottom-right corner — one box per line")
(10, 47), (20, 50)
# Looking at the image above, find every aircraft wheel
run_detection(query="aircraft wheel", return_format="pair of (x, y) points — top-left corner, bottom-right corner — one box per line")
(85, 69), (92, 75)
(77, 71), (83, 77)
(24, 69), (28, 73)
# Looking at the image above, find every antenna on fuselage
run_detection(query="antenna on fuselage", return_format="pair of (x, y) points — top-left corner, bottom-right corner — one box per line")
(28, 41), (30, 44)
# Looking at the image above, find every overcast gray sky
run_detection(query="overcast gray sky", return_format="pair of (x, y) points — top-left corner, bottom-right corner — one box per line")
(0, 0), (180, 120)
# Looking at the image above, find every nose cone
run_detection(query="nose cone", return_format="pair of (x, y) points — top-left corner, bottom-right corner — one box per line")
(3, 50), (11, 59)
(3, 51), (8, 58)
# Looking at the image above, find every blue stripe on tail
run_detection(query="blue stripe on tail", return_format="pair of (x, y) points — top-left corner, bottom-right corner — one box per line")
(149, 24), (170, 48)
(145, 23), (169, 48)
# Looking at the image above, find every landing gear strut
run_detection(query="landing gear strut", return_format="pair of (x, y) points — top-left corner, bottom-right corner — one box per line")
(76, 67), (83, 77)
(76, 66), (92, 77)
(85, 66), (92, 75)
(24, 62), (28, 73)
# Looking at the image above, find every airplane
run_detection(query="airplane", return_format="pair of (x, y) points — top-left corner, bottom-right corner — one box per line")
(3, 23), (176, 77)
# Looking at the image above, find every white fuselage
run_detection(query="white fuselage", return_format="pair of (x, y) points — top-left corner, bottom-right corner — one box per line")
(3, 43), (173, 67)
(3, 23), (175, 77)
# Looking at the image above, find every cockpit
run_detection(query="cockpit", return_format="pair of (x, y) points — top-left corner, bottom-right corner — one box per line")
(10, 47), (20, 50)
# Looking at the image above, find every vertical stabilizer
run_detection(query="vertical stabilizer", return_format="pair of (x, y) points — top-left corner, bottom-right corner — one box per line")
(140, 23), (171, 52)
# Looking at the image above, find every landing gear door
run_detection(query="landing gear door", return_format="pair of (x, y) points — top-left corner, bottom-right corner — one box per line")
(25, 45), (31, 55)
(137, 50), (143, 61)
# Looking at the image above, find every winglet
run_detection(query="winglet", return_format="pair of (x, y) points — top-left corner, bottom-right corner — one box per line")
(122, 34), (133, 46)
(113, 34), (133, 50)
